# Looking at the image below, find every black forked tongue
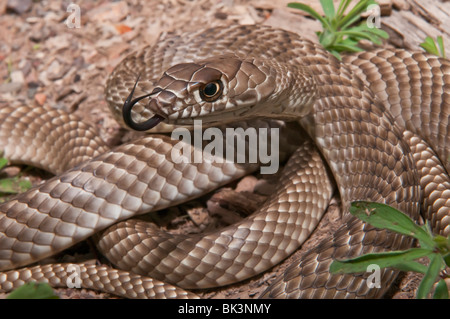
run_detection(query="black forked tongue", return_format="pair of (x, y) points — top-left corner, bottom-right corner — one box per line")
(122, 74), (165, 131)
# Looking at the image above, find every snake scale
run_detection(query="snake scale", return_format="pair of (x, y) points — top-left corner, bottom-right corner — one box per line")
(0, 24), (449, 299)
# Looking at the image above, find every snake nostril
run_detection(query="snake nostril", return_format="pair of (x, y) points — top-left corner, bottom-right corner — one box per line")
(148, 90), (179, 114)
(148, 99), (167, 115)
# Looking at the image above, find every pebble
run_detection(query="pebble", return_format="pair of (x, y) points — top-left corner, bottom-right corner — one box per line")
(0, 82), (22, 93)
(10, 70), (24, 83)
(46, 59), (65, 81)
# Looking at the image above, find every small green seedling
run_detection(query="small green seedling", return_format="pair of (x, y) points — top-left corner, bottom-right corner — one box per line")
(420, 36), (446, 58)
(288, 0), (389, 59)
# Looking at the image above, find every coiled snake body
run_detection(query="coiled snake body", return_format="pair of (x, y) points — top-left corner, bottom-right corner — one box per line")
(0, 25), (449, 298)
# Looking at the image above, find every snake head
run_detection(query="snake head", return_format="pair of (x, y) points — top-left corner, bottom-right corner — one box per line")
(123, 55), (283, 130)
(123, 55), (318, 131)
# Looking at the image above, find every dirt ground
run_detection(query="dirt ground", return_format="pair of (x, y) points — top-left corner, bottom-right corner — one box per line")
(0, 0), (449, 299)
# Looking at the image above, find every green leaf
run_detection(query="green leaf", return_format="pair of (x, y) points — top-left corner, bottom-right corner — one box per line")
(330, 43), (364, 53)
(330, 248), (433, 274)
(329, 50), (342, 60)
(335, 30), (382, 45)
(437, 36), (446, 58)
(0, 177), (32, 194)
(0, 157), (8, 170)
(340, 10), (365, 30)
(336, 0), (353, 19)
(444, 253), (450, 267)
(7, 282), (59, 299)
(350, 202), (436, 250)
(420, 36), (439, 56)
(417, 253), (444, 299)
(337, 0), (372, 30)
(390, 260), (428, 274)
(288, 2), (332, 30)
(434, 234), (450, 255)
(320, 30), (337, 48)
(358, 25), (389, 39)
(433, 279), (449, 299)
(349, 23), (389, 39)
(320, 0), (335, 19)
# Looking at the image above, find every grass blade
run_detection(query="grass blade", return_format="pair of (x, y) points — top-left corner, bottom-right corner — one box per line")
(330, 248), (432, 274)
(336, 0), (352, 19)
(0, 177), (32, 194)
(437, 36), (446, 58)
(351, 23), (389, 38)
(417, 253), (444, 299)
(320, 0), (335, 18)
(335, 30), (382, 45)
(420, 36), (439, 56)
(433, 279), (449, 299)
(390, 261), (428, 274)
(0, 157), (8, 170)
(337, 0), (372, 30)
(288, 2), (331, 30)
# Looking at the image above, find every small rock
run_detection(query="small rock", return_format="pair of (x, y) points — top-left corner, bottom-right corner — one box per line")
(45, 35), (71, 51)
(0, 82), (22, 93)
(10, 70), (24, 83)
(2, 166), (21, 177)
(46, 59), (66, 81)
(6, 0), (31, 14)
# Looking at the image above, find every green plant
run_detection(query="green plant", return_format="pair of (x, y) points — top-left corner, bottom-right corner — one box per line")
(6, 282), (59, 299)
(420, 36), (446, 58)
(288, 0), (389, 59)
(0, 156), (32, 196)
(330, 201), (449, 299)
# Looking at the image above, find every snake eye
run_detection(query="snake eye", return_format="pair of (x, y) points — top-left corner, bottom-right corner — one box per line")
(199, 81), (223, 102)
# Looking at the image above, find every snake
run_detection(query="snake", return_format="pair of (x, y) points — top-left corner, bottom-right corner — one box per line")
(0, 24), (449, 299)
